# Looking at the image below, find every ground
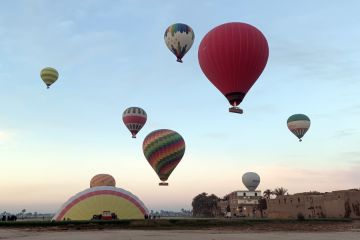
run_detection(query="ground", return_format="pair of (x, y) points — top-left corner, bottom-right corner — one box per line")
(0, 219), (359, 239)
(0, 229), (359, 240)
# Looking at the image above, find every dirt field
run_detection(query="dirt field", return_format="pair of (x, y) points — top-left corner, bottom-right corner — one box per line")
(0, 229), (359, 240)
(1, 219), (359, 239)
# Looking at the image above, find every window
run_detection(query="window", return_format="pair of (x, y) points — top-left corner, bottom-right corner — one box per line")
(255, 193), (257, 196)
(243, 193), (246, 196)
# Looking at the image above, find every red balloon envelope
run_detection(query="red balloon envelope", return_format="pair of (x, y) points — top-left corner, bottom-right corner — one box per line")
(198, 22), (269, 114)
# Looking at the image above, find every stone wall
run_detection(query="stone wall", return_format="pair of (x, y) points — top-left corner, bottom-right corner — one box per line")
(266, 189), (360, 219)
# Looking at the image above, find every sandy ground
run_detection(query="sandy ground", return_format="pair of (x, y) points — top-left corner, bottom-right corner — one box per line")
(0, 229), (359, 240)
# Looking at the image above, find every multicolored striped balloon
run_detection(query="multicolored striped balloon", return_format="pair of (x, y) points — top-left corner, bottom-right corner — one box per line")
(40, 67), (59, 89)
(143, 129), (185, 185)
(287, 114), (311, 142)
(122, 107), (147, 138)
(90, 174), (116, 188)
(164, 23), (195, 63)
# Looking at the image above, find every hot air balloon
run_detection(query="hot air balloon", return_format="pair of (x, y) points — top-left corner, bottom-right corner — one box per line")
(122, 107), (147, 138)
(143, 129), (185, 186)
(90, 174), (116, 188)
(198, 22), (269, 114)
(287, 114), (311, 142)
(164, 23), (195, 63)
(242, 172), (260, 191)
(40, 67), (59, 89)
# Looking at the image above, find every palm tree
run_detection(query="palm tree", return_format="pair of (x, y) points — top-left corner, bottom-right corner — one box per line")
(273, 187), (288, 197)
(263, 189), (273, 199)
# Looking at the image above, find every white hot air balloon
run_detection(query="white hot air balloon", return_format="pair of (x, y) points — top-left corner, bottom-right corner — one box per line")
(164, 23), (195, 63)
(242, 172), (260, 191)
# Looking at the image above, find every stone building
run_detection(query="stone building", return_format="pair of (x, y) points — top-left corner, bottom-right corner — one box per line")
(266, 189), (360, 219)
(218, 190), (262, 217)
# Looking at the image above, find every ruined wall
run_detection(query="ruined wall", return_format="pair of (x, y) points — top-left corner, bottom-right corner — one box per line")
(349, 190), (360, 217)
(266, 195), (308, 219)
(321, 192), (346, 218)
(266, 189), (360, 219)
(219, 189), (360, 219)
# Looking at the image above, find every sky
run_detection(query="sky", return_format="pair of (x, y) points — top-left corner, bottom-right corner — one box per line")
(0, 0), (360, 213)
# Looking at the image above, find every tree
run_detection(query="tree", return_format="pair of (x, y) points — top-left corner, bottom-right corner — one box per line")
(273, 187), (288, 197)
(21, 209), (26, 219)
(263, 189), (273, 199)
(192, 192), (220, 217)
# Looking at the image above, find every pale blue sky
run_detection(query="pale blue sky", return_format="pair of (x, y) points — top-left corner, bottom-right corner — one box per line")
(0, 0), (359, 213)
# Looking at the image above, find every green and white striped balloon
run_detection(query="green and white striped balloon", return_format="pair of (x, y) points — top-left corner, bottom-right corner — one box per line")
(40, 67), (59, 88)
(287, 114), (310, 142)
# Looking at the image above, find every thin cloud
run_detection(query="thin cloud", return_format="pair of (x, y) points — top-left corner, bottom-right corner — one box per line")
(271, 40), (360, 83)
(340, 104), (360, 114)
(246, 103), (280, 114)
(260, 164), (360, 193)
(336, 151), (360, 163)
(57, 20), (75, 29)
(333, 128), (359, 138)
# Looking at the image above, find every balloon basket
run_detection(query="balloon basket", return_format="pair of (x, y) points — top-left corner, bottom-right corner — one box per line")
(176, 59), (183, 63)
(159, 182), (169, 186)
(132, 135), (136, 138)
(229, 107), (243, 114)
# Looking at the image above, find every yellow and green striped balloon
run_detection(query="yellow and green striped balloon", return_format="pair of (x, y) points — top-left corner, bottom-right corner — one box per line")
(40, 67), (59, 88)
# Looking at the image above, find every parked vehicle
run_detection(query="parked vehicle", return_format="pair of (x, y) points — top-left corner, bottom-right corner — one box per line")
(91, 211), (117, 220)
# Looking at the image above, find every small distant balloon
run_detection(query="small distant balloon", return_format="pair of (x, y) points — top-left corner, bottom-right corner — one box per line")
(122, 107), (147, 138)
(164, 23), (195, 63)
(40, 67), (58, 89)
(287, 114), (311, 142)
(143, 129), (185, 186)
(242, 172), (260, 191)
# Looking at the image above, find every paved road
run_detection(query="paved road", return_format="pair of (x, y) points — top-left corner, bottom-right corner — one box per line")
(0, 229), (359, 240)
